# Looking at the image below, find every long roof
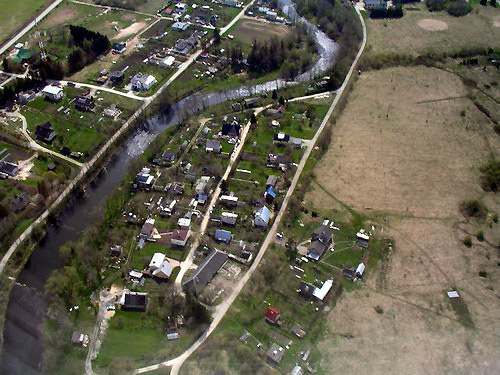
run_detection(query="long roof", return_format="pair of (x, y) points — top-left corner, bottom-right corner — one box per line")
(182, 249), (228, 294)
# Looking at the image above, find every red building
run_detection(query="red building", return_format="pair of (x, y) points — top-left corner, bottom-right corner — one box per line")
(264, 306), (281, 324)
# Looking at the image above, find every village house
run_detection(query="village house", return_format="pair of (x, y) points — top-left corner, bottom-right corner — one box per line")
(159, 199), (177, 216)
(140, 218), (156, 241)
(71, 331), (89, 347)
(267, 153), (289, 169)
(153, 150), (176, 166)
(264, 186), (276, 203)
(364, 0), (387, 9)
(290, 365), (304, 375)
(223, 0), (238, 6)
(119, 291), (148, 311)
(273, 132), (290, 144)
(111, 41), (126, 54)
(254, 206), (271, 227)
(306, 225), (333, 261)
(149, 253), (174, 279)
(42, 85), (63, 101)
(221, 212), (238, 225)
(214, 229), (232, 243)
(178, 217), (191, 230)
(244, 97), (259, 108)
(264, 306), (280, 324)
(74, 95), (95, 112)
(266, 175), (278, 188)
(182, 249), (229, 295)
(131, 73), (157, 91)
(160, 55), (176, 68)
(172, 21), (189, 31)
(135, 167), (154, 190)
(195, 176), (211, 196)
(174, 40), (191, 55)
(0, 151), (20, 178)
(220, 194), (238, 207)
(11, 193), (29, 213)
(16, 90), (35, 104)
(35, 123), (56, 143)
(171, 229), (190, 247)
(221, 122), (240, 138)
(205, 139), (221, 153)
(109, 70), (125, 84)
(266, 343), (284, 365)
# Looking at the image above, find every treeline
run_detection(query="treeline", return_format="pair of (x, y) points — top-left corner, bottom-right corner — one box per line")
(227, 27), (316, 79)
(0, 76), (40, 106)
(426, 0), (473, 17)
(67, 25), (111, 73)
(369, 6), (404, 18)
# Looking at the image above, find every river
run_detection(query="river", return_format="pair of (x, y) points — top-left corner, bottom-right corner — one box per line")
(0, 2), (337, 373)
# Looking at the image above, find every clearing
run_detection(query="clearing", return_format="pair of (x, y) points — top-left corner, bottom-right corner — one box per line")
(305, 66), (500, 374)
(231, 18), (292, 45)
(365, 3), (500, 56)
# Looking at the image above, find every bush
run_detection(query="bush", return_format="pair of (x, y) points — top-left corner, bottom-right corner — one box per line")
(463, 236), (472, 247)
(479, 160), (500, 192)
(476, 230), (484, 242)
(426, 0), (447, 11)
(460, 200), (487, 218)
(478, 270), (487, 278)
(447, 0), (472, 16)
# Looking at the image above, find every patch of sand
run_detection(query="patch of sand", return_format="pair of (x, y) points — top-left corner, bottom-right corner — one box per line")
(113, 21), (147, 40)
(418, 18), (448, 31)
(13, 154), (37, 180)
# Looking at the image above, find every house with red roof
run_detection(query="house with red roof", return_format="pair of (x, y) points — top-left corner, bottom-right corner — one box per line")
(171, 229), (189, 247)
(264, 306), (281, 324)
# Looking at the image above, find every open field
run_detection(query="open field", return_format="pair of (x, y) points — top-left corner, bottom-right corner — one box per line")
(0, 0), (51, 45)
(365, 3), (500, 57)
(305, 66), (500, 374)
(232, 19), (293, 45)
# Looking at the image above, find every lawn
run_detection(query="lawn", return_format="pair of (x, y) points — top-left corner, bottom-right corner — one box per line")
(0, 0), (51, 44)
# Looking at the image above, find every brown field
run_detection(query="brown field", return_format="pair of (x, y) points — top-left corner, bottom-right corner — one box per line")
(306, 66), (500, 374)
(365, 4), (500, 56)
(232, 18), (292, 45)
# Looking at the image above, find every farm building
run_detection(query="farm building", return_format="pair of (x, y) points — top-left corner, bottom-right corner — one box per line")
(182, 249), (229, 294)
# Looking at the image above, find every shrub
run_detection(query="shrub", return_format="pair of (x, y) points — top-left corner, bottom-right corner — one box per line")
(463, 236), (472, 247)
(460, 200), (486, 218)
(374, 305), (384, 314)
(479, 160), (500, 192)
(492, 213), (498, 223)
(426, 0), (447, 11)
(447, 0), (472, 16)
(476, 230), (484, 241)
(478, 270), (487, 278)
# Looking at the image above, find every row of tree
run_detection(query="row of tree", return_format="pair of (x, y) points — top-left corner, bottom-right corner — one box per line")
(67, 25), (111, 73)
(369, 6), (404, 19)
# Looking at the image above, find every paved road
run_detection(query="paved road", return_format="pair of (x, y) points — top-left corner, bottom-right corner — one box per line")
(135, 7), (367, 375)
(0, 0), (64, 56)
(8, 111), (84, 167)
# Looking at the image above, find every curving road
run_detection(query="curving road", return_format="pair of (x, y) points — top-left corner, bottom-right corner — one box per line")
(135, 6), (367, 375)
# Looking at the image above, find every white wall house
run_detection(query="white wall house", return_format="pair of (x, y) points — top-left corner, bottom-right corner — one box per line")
(131, 73), (157, 91)
(42, 85), (63, 101)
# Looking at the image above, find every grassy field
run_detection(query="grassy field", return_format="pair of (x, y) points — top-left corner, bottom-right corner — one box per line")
(231, 19), (293, 45)
(364, 3), (500, 57)
(0, 0), (51, 45)
(304, 66), (500, 374)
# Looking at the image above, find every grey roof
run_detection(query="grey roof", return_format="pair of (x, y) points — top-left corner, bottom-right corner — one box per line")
(312, 225), (333, 244)
(266, 343), (284, 364)
(266, 175), (278, 187)
(307, 240), (327, 260)
(182, 249), (228, 294)
(206, 139), (221, 152)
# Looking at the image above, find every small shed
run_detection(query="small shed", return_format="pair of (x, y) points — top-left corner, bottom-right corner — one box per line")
(264, 306), (280, 324)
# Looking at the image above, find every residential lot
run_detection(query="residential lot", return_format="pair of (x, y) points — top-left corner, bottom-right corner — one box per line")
(305, 66), (500, 374)
(20, 85), (141, 160)
(365, 3), (500, 57)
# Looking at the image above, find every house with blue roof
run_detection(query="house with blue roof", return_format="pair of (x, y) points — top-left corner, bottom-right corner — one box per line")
(214, 229), (232, 243)
(254, 206), (271, 227)
(265, 186), (276, 203)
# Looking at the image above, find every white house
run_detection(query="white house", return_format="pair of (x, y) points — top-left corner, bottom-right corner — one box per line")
(148, 253), (165, 272)
(131, 73), (157, 91)
(42, 85), (63, 101)
(178, 217), (191, 229)
(160, 56), (175, 68)
(171, 229), (189, 247)
(254, 206), (271, 227)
